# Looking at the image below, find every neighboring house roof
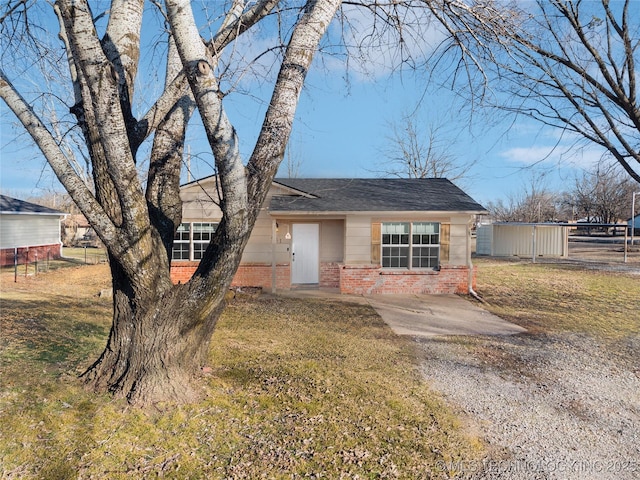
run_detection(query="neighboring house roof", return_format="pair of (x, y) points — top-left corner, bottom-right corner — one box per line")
(270, 178), (487, 213)
(62, 214), (91, 228)
(0, 195), (66, 216)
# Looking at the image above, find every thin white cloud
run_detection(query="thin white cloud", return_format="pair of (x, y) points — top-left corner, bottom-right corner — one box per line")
(500, 145), (558, 164)
(500, 143), (606, 170)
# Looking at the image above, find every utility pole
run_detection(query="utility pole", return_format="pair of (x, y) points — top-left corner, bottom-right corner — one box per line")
(632, 192), (639, 247)
(187, 146), (191, 183)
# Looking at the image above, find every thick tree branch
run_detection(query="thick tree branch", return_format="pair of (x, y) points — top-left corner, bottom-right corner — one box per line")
(209, 0), (280, 56)
(247, 0), (342, 200)
(132, 69), (190, 149)
(56, 0), (148, 233)
(104, 0), (144, 102)
(0, 69), (117, 241)
(132, 0), (279, 150)
(146, 37), (193, 260)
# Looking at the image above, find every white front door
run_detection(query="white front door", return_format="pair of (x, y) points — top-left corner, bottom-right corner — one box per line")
(291, 223), (319, 284)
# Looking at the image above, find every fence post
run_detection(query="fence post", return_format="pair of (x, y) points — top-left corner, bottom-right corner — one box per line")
(14, 247), (17, 283)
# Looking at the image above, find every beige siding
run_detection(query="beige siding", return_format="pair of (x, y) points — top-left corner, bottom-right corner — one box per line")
(345, 214), (472, 267)
(180, 179), (285, 264)
(178, 179), (475, 268)
(344, 215), (372, 264)
(181, 179), (223, 222)
(448, 217), (471, 266)
(242, 211), (274, 263)
(320, 220), (343, 262)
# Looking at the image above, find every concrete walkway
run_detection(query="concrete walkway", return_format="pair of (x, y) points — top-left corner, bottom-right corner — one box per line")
(365, 294), (526, 337)
(277, 289), (526, 338)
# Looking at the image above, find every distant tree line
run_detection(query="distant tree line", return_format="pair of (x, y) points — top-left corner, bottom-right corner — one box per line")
(486, 164), (639, 227)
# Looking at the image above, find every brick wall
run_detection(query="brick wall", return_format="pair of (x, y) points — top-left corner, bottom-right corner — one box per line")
(170, 260), (475, 295)
(170, 261), (200, 284)
(231, 263), (291, 290)
(170, 262), (291, 291)
(0, 244), (62, 267)
(320, 262), (340, 288)
(339, 264), (476, 295)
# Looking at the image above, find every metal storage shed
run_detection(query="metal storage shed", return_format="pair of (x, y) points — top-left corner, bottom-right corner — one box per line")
(476, 223), (568, 259)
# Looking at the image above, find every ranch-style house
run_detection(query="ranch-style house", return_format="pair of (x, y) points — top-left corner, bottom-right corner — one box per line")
(170, 177), (487, 295)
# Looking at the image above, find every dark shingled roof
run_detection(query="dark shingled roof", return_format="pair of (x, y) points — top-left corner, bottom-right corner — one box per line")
(270, 178), (486, 213)
(0, 195), (66, 215)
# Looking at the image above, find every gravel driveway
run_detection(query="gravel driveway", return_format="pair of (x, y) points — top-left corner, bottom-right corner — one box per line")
(416, 332), (640, 479)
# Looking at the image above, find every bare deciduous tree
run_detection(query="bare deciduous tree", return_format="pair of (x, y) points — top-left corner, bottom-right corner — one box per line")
(486, 171), (561, 222)
(440, 0), (640, 182)
(0, 0), (511, 405)
(375, 110), (474, 182)
(1, 0), (341, 405)
(566, 163), (638, 227)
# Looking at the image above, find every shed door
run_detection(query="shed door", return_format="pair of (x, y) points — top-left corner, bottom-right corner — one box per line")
(291, 224), (319, 284)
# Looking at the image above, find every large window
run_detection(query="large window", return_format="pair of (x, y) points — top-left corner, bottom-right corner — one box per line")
(172, 223), (191, 261)
(192, 222), (216, 260)
(382, 222), (440, 269)
(172, 222), (218, 261)
(411, 222), (440, 268)
(382, 222), (410, 268)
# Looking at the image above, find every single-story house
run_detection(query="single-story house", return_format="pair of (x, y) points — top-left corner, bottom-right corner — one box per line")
(170, 177), (487, 295)
(62, 214), (93, 246)
(0, 195), (67, 267)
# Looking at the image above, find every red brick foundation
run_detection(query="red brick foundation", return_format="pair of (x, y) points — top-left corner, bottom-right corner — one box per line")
(171, 261), (473, 295)
(320, 262), (340, 288)
(170, 262), (199, 284)
(170, 262), (291, 290)
(339, 264), (476, 295)
(0, 244), (62, 267)
(231, 263), (291, 290)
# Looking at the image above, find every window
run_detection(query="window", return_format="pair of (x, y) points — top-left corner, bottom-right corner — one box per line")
(171, 222), (218, 261)
(172, 223), (190, 261)
(411, 222), (440, 268)
(381, 222), (440, 269)
(382, 222), (410, 268)
(192, 223), (217, 260)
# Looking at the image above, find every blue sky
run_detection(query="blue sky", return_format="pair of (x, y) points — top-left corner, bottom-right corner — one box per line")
(0, 2), (607, 207)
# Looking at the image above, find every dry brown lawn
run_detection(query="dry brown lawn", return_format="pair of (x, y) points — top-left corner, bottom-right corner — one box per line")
(0, 263), (480, 479)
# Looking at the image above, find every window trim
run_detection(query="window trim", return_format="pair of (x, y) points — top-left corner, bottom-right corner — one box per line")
(171, 222), (219, 262)
(172, 223), (191, 261)
(381, 221), (440, 270)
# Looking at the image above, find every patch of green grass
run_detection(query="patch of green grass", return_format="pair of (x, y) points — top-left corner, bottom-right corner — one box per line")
(474, 258), (640, 339)
(0, 265), (482, 478)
